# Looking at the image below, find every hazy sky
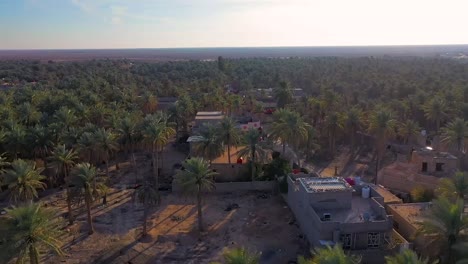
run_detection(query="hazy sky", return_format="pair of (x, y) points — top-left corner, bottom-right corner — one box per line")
(1, 0), (467, 49)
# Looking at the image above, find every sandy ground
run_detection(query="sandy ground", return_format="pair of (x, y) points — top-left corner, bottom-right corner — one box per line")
(33, 144), (308, 264)
(45, 191), (307, 264)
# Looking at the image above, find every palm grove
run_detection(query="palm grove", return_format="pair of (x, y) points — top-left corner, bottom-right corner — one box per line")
(0, 57), (468, 263)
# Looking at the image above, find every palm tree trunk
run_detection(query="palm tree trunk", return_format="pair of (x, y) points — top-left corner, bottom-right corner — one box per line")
(197, 186), (203, 232)
(132, 152), (138, 186)
(153, 143), (159, 199)
(85, 192), (94, 235)
(66, 187), (74, 225)
(282, 141), (286, 156)
(227, 142), (232, 164)
(142, 197), (148, 237)
(29, 245), (39, 264)
(251, 146), (256, 182)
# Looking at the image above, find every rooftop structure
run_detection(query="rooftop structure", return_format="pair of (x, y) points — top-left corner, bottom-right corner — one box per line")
(299, 177), (353, 193)
(193, 111), (224, 129)
(287, 173), (395, 261)
(387, 203), (436, 258)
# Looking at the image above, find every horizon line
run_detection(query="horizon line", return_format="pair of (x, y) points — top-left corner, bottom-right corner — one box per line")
(2, 43), (468, 51)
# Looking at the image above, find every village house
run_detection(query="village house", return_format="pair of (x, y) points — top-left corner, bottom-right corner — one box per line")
(378, 147), (458, 195)
(287, 174), (406, 263)
(387, 203), (438, 259)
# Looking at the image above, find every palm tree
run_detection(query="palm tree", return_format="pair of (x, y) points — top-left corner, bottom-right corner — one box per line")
(399, 119), (421, 145)
(28, 125), (53, 172)
(92, 128), (119, 176)
(418, 197), (468, 263)
(385, 249), (437, 264)
(423, 98), (446, 132)
(436, 171), (468, 206)
(48, 145), (79, 224)
(6, 203), (63, 264)
(218, 117), (242, 164)
(298, 245), (360, 264)
(222, 247), (260, 264)
(4, 123), (27, 159)
(117, 115), (142, 184)
(270, 109), (309, 156)
(368, 109), (396, 170)
(325, 112), (344, 156)
(345, 107), (362, 148)
(4, 159), (46, 203)
(77, 132), (96, 164)
(175, 157), (216, 232)
(302, 125), (320, 161)
(193, 123), (224, 163)
(273, 81), (293, 108)
(53, 106), (77, 131)
(441, 118), (468, 154)
(133, 178), (159, 237)
(238, 129), (268, 182)
(72, 163), (104, 235)
(143, 113), (176, 196)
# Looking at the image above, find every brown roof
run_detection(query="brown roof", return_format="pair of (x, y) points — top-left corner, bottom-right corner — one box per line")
(388, 203), (430, 227)
(370, 184), (402, 204)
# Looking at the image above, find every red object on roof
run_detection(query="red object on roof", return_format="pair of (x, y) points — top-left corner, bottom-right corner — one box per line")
(237, 157), (243, 164)
(345, 178), (355, 186)
(293, 169), (300, 174)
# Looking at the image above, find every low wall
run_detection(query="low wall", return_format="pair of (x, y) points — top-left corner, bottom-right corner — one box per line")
(172, 180), (275, 193)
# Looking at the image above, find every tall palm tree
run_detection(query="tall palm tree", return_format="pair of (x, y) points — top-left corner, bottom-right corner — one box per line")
(143, 113), (176, 196)
(399, 119), (421, 145)
(6, 203), (63, 264)
(237, 129), (268, 182)
(368, 109), (396, 170)
(4, 123), (27, 159)
(345, 107), (362, 148)
(72, 163), (104, 235)
(218, 117), (242, 164)
(441, 118), (468, 154)
(48, 145), (79, 224)
(273, 81), (293, 108)
(4, 159), (46, 203)
(193, 123), (224, 163)
(423, 98), (447, 132)
(325, 112), (344, 156)
(175, 157), (216, 232)
(28, 125), (53, 172)
(117, 115), (142, 184)
(385, 249), (437, 264)
(53, 107), (77, 131)
(298, 245), (360, 264)
(270, 109), (309, 156)
(222, 247), (260, 264)
(92, 128), (119, 176)
(77, 132), (96, 164)
(418, 197), (468, 263)
(133, 178), (159, 237)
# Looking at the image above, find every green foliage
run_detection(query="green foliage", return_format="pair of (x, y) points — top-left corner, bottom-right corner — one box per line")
(4, 159), (46, 203)
(385, 249), (437, 264)
(221, 247), (260, 264)
(5, 203), (64, 264)
(299, 245), (361, 264)
(411, 186), (435, 202)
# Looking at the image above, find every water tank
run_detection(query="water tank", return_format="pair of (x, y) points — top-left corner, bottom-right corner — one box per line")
(362, 185), (370, 198)
(354, 176), (361, 185)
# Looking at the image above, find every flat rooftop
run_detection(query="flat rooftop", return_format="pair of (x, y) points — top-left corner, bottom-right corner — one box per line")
(315, 194), (383, 223)
(369, 184), (402, 204)
(196, 111), (223, 116)
(195, 115), (224, 120)
(299, 177), (353, 193)
(415, 148), (457, 160)
(388, 203), (429, 226)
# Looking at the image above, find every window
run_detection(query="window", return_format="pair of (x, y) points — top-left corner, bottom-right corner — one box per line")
(367, 232), (380, 248)
(422, 162), (428, 172)
(436, 163), (444, 172)
(340, 234), (352, 249)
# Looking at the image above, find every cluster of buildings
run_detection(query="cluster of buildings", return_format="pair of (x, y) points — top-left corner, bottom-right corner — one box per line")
(285, 145), (459, 262)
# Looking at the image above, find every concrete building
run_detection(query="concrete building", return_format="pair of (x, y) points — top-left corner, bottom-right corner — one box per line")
(387, 203), (438, 259)
(410, 147), (458, 176)
(378, 148), (458, 194)
(193, 111), (224, 128)
(287, 175), (401, 263)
